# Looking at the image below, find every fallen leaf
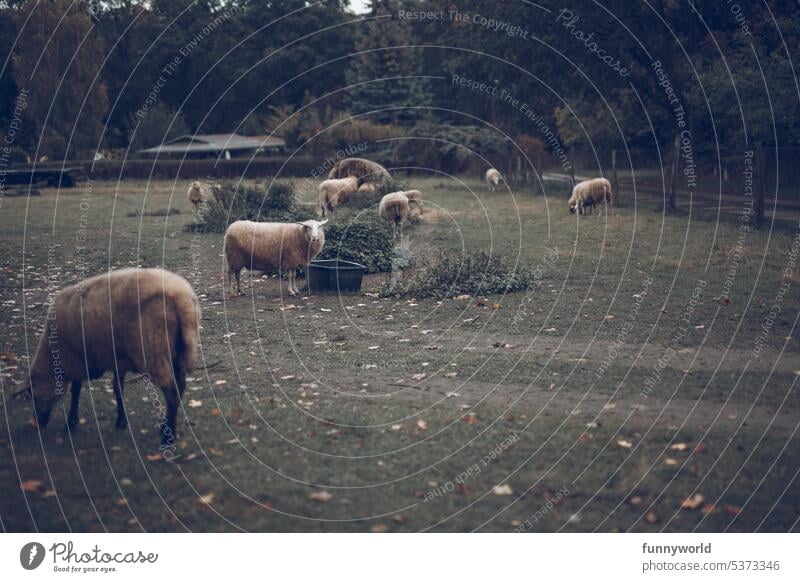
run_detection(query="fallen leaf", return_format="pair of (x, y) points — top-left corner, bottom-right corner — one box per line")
(411, 373), (427, 381)
(617, 439), (633, 448)
(188, 399), (203, 408)
(724, 505), (742, 517)
(20, 480), (43, 492)
(370, 523), (388, 533)
(444, 372), (457, 378)
(701, 503), (717, 514)
(680, 493), (704, 510)
(391, 424), (403, 431)
(310, 490), (333, 503)
(197, 493), (215, 505)
(145, 453), (162, 462)
(644, 511), (659, 524)
(628, 496), (643, 506)
(463, 412), (478, 425)
(664, 458), (678, 466)
(416, 419), (428, 431)
(392, 514), (408, 525)
(492, 484), (513, 496)
(670, 442), (689, 452)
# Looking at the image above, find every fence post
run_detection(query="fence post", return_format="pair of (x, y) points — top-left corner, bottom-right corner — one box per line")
(755, 144), (766, 229)
(611, 149), (619, 206)
(669, 135), (680, 212)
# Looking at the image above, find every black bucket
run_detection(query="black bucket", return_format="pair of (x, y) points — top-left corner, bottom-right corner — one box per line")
(306, 259), (366, 293)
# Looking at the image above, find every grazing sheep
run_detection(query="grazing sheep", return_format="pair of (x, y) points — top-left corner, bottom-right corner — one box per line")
(328, 157), (390, 183)
(21, 268), (200, 447)
(486, 168), (504, 191)
(358, 182), (377, 193)
(224, 219), (327, 297)
(569, 178), (613, 215)
(403, 189), (424, 215)
(187, 181), (204, 211)
(318, 176), (359, 217)
(379, 192), (411, 241)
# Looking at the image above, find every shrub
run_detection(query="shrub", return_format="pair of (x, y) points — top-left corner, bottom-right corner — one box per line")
(347, 176), (409, 211)
(380, 249), (536, 299)
(188, 181), (313, 233)
(317, 209), (395, 274)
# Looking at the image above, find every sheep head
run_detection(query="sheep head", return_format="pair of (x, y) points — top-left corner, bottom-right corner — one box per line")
(298, 219), (328, 243)
(11, 372), (60, 427)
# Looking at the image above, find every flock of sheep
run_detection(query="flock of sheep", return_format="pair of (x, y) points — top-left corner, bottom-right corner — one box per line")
(13, 159), (613, 448)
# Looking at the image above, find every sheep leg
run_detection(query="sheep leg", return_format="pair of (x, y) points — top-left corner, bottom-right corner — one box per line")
(160, 383), (180, 446)
(399, 221), (405, 240)
(288, 269), (298, 296)
(113, 371), (127, 429)
(231, 268), (245, 297)
(67, 380), (82, 430)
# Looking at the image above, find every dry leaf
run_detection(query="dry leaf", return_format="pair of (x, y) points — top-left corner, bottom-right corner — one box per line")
(463, 413), (478, 425)
(145, 453), (162, 462)
(724, 505), (742, 517)
(392, 514), (408, 525)
(211, 408), (221, 417)
(416, 419), (428, 431)
(492, 484), (513, 496)
(370, 523), (388, 533)
(20, 480), (43, 492)
(628, 496), (643, 506)
(644, 511), (659, 524)
(411, 373), (427, 381)
(617, 439), (633, 448)
(310, 490), (333, 503)
(197, 493), (215, 505)
(680, 493), (704, 510)
(188, 399), (203, 408)
(670, 442), (689, 451)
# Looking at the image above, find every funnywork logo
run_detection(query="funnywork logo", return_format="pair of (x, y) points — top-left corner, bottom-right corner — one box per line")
(20, 542), (46, 570)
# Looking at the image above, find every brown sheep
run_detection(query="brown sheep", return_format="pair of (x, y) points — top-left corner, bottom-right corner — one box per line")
(21, 268), (200, 447)
(328, 157), (390, 183)
(318, 176), (358, 217)
(569, 178), (613, 215)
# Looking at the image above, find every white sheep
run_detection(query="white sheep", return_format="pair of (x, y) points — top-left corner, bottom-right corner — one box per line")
(379, 192), (411, 241)
(20, 268), (200, 447)
(486, 168), (504, 191)
(403, 189), (424, 215)
(187, 181), (204, 211)
(318, 176), (359, 217)
(569, 178), (613, 215)
(224, 219), (327, 297)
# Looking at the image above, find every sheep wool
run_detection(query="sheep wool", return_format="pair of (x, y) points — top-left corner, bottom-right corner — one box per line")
(328, 157), (390, 183)
(224, 219), (327, 296)
(379, 192), (411, 240)
(26, 268), (200, 446)
(319, 176), (358, 217)
(569, 178), (613, 215)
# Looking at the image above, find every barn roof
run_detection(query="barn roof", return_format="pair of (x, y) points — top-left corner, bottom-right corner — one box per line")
(137, 133), (285, 156)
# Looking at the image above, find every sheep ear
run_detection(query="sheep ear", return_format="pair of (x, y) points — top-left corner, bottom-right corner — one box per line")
(319, 219), (328, 225)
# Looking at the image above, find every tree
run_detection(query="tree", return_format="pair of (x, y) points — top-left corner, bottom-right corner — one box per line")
(346, 0), (432, 125)
(12, 0), (109, 159)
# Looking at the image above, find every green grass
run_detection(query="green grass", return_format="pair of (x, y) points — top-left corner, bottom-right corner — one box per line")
(0, 177), (798, 532)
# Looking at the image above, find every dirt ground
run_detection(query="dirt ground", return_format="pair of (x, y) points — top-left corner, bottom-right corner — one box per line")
(1, 177), (798, 532)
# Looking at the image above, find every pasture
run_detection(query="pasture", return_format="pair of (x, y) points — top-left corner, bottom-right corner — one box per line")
(1, 177), (798, 532)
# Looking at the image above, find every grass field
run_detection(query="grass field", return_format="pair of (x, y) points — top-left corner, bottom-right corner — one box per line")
(1, 176), (798, 532)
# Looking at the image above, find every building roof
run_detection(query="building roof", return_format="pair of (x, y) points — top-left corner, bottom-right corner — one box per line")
(137, 133), (285, 156)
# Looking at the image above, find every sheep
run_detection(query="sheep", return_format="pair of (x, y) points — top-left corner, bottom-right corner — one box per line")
(328, 157), (390, 183)
(379, 192), (411, 241)
(318, 176), (359, 217)
(20, 268), (200, 447)
(187, 181), (204, 212)
(486, 168), (504, 191)
(358, 182), (377, 193)
(403, 189), (424, 215)
(224, 219), (327, 297)
(569, 178), (613, 215)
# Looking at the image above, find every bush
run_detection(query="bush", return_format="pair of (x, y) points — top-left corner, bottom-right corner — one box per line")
(317, 209), (395, 274)
(188, 181), (313, 233)
(380, 249), (536, 299)
(346, 176), (409, 211)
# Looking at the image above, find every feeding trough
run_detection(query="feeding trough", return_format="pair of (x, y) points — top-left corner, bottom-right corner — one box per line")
(306, 259), (366, 293)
